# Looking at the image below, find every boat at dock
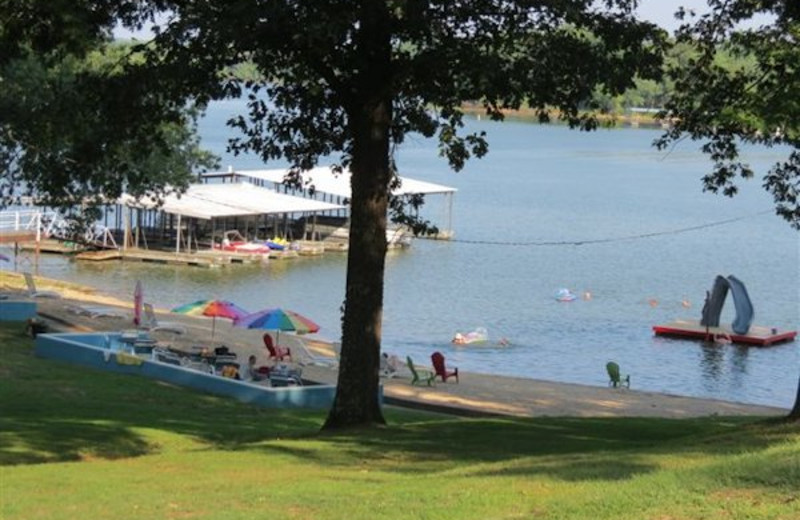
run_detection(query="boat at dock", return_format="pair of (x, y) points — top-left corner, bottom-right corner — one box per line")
(214, 230), (272, 255)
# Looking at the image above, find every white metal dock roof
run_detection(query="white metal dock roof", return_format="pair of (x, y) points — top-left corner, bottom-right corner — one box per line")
(120, 182), (345, 220)
(207, 166), (458, 198)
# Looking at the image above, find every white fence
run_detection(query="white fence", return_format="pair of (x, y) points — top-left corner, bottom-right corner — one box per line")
(0, 209), (116, 248)
(0, 209), (49, 240)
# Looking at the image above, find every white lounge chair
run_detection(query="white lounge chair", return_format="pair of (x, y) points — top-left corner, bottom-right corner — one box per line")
(273, 333), (339, 368)
(380, 352), (403, 378)
(23, 272), (61, 298)
(141, 303), (187, 334)
(67, 304), (124, 319)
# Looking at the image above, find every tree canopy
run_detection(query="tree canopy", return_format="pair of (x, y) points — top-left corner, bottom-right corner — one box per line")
(0, 2), (216, 220)
(657, 0), (799, 229)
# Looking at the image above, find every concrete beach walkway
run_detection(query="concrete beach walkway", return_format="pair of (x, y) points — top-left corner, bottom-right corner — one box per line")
(7, 276), (786, 420)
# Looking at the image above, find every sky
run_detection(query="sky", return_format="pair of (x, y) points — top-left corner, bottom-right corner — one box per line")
(115, 2), (706, 40)
(636, 0), (698, 33)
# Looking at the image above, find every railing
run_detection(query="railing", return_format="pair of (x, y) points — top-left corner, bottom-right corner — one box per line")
(0, 209), (73, 243)
(0, 209), (44, 240)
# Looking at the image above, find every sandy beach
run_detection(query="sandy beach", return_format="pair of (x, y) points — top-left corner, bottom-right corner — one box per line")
(2, 271), (789, 419)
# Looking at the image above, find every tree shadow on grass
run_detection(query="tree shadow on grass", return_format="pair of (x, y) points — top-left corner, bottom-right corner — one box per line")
(0, 326), (327, 465)
(0, 418), (152, 465)
(252, 414), (798, 482)
(474, 454), (657, 482)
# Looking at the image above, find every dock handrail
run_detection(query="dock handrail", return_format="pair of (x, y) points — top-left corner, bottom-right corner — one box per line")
(0, 209), (45, 241)
(0, 209), (76, 243)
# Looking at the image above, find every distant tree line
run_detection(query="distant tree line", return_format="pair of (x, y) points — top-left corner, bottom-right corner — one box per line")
(592, 41), (757, 115)
(216, 39), (758, 120)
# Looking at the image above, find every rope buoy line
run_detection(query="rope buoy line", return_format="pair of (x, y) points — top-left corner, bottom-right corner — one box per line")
(425, 210), (773, 247)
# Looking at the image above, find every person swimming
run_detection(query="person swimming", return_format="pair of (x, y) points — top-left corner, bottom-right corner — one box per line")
(452, 332), (466, 345)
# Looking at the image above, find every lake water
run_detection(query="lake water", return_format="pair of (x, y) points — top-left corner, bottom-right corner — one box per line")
(8, 101), (799, 408)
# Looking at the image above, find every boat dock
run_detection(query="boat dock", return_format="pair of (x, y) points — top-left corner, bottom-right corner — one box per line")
(653, 320), (797, 346)
(0, 170), (457, 270)
(73, 247), (304, 267)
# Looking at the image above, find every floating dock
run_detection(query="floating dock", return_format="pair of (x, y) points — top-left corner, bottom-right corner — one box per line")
(653, 320), (797, 346)
(74, 247), (260, 267)
(0, 230), (37, 243)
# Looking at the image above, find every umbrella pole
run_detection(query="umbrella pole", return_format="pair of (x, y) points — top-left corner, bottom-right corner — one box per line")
(212, 316), (216, 339)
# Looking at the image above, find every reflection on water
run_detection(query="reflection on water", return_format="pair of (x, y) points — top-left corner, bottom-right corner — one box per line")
(729, 345), (750, 391)
(700, 343), (725, 386)
(697, 342), (752, 397)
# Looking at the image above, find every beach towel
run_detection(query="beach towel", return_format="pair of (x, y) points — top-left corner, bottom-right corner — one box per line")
(116, 352), (144, 366)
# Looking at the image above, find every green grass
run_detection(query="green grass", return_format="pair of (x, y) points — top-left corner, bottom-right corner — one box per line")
(1, 323), (798, 520)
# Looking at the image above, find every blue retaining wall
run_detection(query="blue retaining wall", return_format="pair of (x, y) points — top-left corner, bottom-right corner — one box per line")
(35, 332), (346, 410)
(0, 300), (37, 322)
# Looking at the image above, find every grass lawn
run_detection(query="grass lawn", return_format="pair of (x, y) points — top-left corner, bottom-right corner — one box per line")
(1, 322), (798, 520)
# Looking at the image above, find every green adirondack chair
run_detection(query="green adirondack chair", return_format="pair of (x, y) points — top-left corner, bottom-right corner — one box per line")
(606, 361), (630, 388)
(406, 356), (436, 386)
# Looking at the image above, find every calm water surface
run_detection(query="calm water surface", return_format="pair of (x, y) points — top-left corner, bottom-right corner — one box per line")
(8, 102), (798, 408)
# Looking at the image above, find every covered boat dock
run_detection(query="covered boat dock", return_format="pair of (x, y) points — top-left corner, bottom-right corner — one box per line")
(203, 166), (458, 240)
(79, 182), (347, 265)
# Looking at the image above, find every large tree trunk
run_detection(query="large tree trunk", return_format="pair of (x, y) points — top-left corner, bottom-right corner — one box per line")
(323, 6), (392, 430)
(789, 375), (800, 420)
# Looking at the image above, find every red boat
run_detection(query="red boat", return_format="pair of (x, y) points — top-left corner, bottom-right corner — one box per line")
(214, 230), (271, 254)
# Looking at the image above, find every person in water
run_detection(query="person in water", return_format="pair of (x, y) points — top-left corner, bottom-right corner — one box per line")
(452, 332), (466, 345)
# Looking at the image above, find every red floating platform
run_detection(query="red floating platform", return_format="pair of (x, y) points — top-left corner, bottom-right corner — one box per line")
(653, 320), (797, 346)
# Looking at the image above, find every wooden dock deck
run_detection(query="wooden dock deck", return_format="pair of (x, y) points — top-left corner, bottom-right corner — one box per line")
(11, 236), (347, 268)
(0, 230), (37, 244)
(74, 250), (123, 261)
(75, 248), (225, 267)
(18, 239), (83, 254)
(653, 320), (797, 346)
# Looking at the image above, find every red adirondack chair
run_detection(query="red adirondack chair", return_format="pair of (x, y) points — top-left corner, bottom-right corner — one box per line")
(431, 351), (459, 383)
(263, 333), (292, 361)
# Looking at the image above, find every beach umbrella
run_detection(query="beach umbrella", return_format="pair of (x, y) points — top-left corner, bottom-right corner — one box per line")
(133, 280), (143, 326)
(234, 308), (320, 342)
(171, 299), (249, 338)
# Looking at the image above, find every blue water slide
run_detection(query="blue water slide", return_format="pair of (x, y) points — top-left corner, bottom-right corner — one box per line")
(700, 274), (754, 335)
(726, 275), (754, 335)
(700, 275), (728, 327)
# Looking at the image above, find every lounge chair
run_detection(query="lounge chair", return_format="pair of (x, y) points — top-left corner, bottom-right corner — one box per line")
(431, 351), (459, 383)
(269, 364), (303, 387)
(606, 361), (630, 388)
(380, 353), (402, 378)
(141, 303), (187, 334)
(67, 303), (124, 319)
(406, 356), (436, 386)
(152, 347), (184, 366)
(23, 272), (61, 298)
(263, 333), (292, 361)
(278, 334), (338, 367)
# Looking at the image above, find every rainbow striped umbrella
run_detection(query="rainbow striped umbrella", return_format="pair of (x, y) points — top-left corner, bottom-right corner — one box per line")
(171, 299), (249, 338)
(234, 308), (320, 341)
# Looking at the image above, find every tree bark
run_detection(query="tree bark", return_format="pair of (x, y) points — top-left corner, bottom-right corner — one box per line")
(323, 5), (392, 430)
